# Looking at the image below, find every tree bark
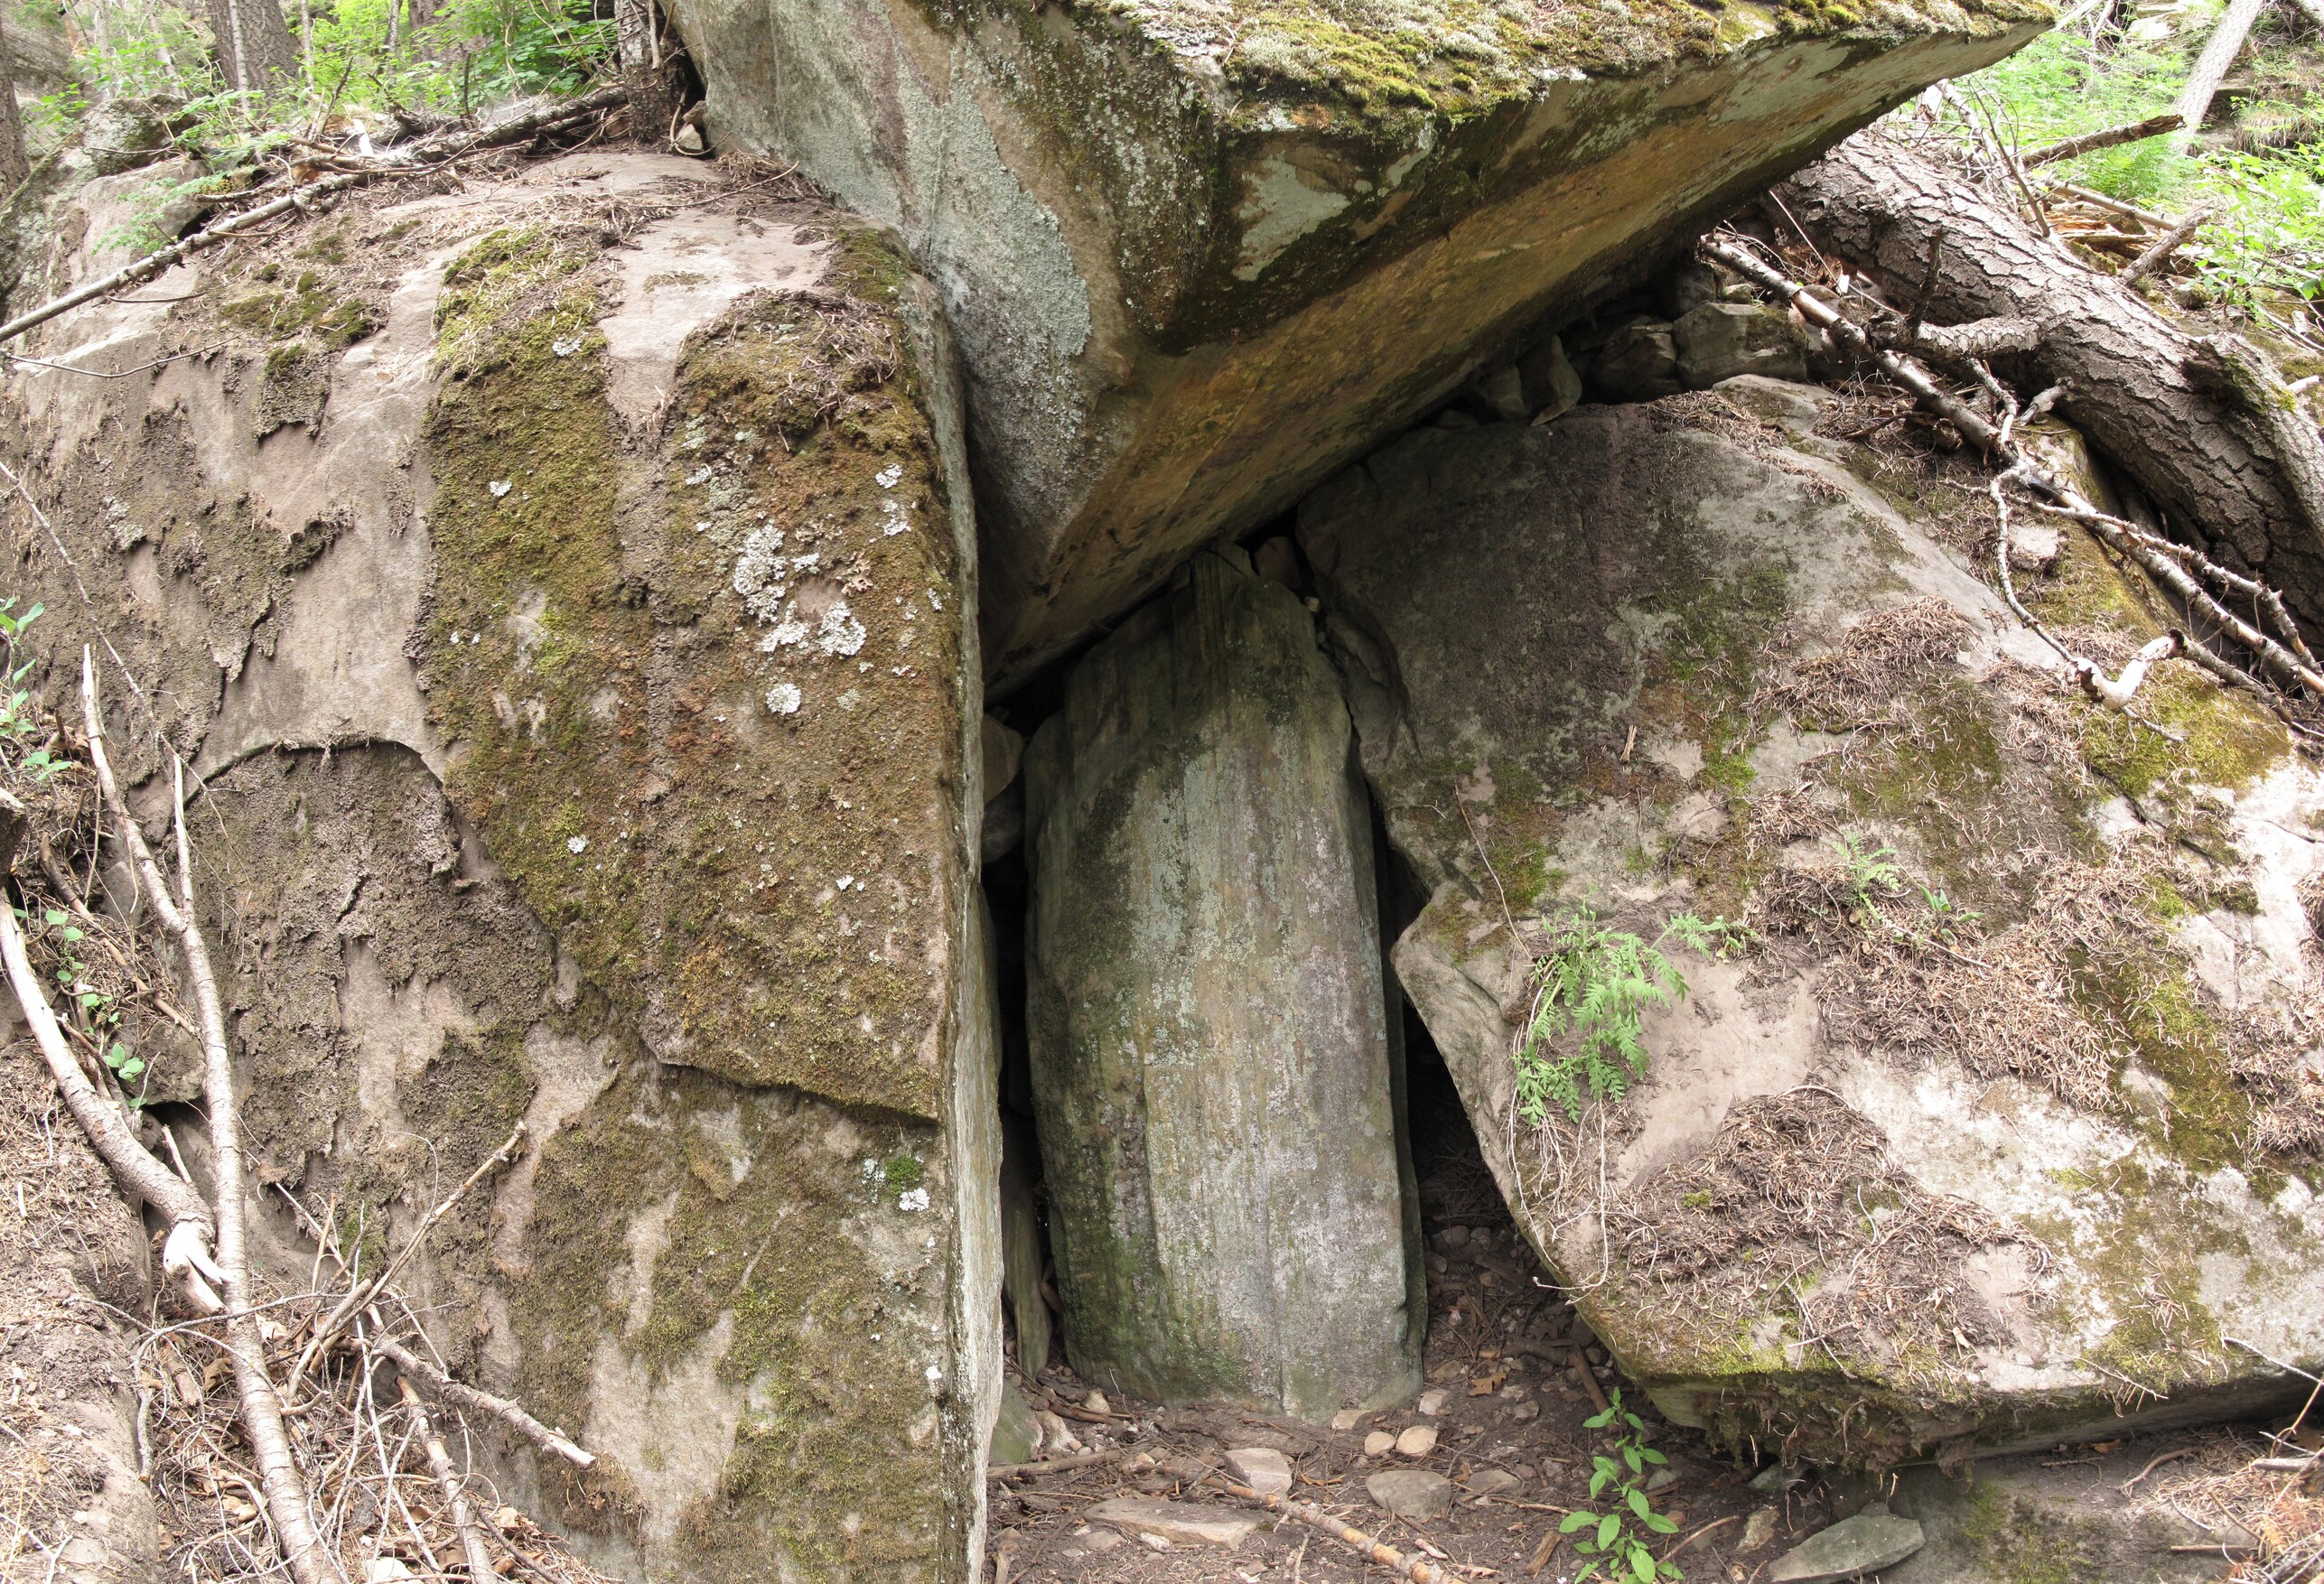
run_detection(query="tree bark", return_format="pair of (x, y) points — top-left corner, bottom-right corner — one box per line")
(205, 0), (300, 97)
(1775, 134), (2324, 629)
(613, 0), (681, 147)
(0, 1), (29, 194)
(2170, 0), (2267, 151)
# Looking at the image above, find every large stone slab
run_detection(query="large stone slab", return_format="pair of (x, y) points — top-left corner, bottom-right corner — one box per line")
(1023, 549), (1419, 1420)
(1296, 387), (2324, 1464)
(1, 152), (1000, 1582)
(663, 0), (2046, 683)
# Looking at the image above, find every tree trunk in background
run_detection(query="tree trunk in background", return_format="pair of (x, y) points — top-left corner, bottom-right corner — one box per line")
(614, 0), (680, 146)
(2170, 0), (2268, 151)
(206, 0), (301, 97)
(1, 3), (29, 194)
(1776, 134), (2324, 631)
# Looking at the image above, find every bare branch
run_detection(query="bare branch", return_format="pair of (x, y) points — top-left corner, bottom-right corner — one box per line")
(2119, 206), (2214, 286)
(80, 653), (330, 1584)
(397, 1377), (501, 1584)
(372, 1331), (597, 1469)
(0, 888), (223, 1312)
(2024, 114), (2184, 166)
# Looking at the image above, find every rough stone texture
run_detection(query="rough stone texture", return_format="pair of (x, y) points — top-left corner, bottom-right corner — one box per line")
(1879, 1452), (2233, 1583)
(1768, 1508), (1926, 1581)
(1087, 1499), (1263, 1549)
(1225, 1447), (1294, 1498)
(1366, 1469), (1455, 1520)
(1, 152), (1001, 1583)
(662, 0), (2045, 683)
(1023, 548), (1418, 1421)
(1296, 384), (2324, 1464)
(1673, 301), (1807, 387)
(1591, 320), (1683, 401)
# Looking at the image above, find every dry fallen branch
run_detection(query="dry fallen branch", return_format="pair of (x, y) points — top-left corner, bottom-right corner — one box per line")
(398, 1376), (501, 1584)
(2119, 205), (2213, 287)
(1160, 1461), (1456, 1584)
(371, 1332), (596, 1470)
(2024, 114), (2185, 166)
(0, 899), (224, 1312)
(81, 650), (328, 1584)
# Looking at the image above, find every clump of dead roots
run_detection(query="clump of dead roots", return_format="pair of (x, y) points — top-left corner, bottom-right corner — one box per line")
(1614, 1089), (2012, 1383)
(1769, 600), (1975, 732)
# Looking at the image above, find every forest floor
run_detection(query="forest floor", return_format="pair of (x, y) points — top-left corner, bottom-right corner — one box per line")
(986, 1066), (2282, 1584)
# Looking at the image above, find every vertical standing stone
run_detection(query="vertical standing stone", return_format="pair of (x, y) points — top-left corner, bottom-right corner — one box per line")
(1023, 550), (1417, 1421)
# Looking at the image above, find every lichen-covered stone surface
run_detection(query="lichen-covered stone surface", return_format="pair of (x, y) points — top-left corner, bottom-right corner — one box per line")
(0, 152), (1000, 1582)
(663, 0), (2046, 683)
(1022, 549), (1420, 1420)
(1296, 380), (2324, 1463)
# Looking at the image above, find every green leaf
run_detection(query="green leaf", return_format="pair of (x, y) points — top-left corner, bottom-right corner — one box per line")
(61, 927), (82, 943)
(1627, 1488), (1651, 1520)
(1598, 1514), (1620, 1551)
(1632, 1545), (1657, 1582)
(1644, 1514), (1679, 1535)
(1623, 1445), (1643, 1473)
(1562, 1512), (1598, 1534)
(1584, 1407), (1616, 1429)
(1575, 1563), (1601, 1583)
(43, 910), (65, 927)
(1590, 1469), (1611, 1498)
(119, 1058), (145, 1080)
(1639, 1448), (1667, 1466)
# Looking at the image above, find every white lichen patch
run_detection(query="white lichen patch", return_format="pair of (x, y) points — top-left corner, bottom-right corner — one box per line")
(732, 525), (789, 621)
(766, 682), (803, 715)
(817, 602), (868, 657)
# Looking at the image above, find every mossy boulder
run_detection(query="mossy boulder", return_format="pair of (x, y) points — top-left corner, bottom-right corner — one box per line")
(1022, 549), (1422, 1419)
(663, 0), (2046, 682)
(1294, 383), (2324, 1465)
(0, 152), (1003, 1582)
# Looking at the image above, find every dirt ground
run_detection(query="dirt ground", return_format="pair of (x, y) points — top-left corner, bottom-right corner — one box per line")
(989, 1064), (1775, 1584)
(0, 1036), (160, 1584)
(985, 1063), (2267, 1584)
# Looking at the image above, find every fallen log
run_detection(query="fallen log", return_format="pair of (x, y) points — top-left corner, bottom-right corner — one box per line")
(1777, 134), (2324, 628)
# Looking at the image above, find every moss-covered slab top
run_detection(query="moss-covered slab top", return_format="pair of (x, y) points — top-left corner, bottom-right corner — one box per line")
(1298, 385), (2324, 1466)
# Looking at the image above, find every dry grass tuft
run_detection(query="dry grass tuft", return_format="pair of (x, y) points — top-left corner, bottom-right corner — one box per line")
(1615, 1089), (2012, 1381)
(1770, 599), (1976, 731)
(2137, 1426), (2324, 1584)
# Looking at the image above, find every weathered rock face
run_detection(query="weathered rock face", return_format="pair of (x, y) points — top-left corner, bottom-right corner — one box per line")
(2, 153), (1000, 1581)
(663, 0), (2045, 683)
(1298, 383), (2324, 1462)
(1023, 549), (1420, 1420)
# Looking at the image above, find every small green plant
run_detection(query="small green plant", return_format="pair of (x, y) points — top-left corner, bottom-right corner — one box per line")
(0, 600), (62, 786)
(1559, 1390), (1682, 1580)
(1830, 832), (1901, 914)
(20, 904), (144, 1101)
(1515, 909), (1747, 1123)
